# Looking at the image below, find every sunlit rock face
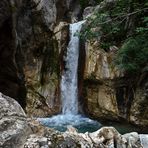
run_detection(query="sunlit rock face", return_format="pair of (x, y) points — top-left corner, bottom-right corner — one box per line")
(84, 79), (119, 120)
(85, 42), (122, 79)
(82, 42), (121, 120)
(80, 25), (148, 127)
(82, 36), (147, 126)
(81, 1), (122, 121)
(80, 1), (147, 127)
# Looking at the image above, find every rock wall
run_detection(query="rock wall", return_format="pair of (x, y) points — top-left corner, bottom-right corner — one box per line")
(17, 0), (60, 117)
(0, 0), (27, 108)
(80, 39), (148, 127)
(77, 1), (148, 127)
(80, 22), (148, 127)
(0, 0), (81, 116)
(21, 0), (81, 117)
(0, 93), (32, 148)
(130, 80), (148, 127)
(81, 42), (121, 120)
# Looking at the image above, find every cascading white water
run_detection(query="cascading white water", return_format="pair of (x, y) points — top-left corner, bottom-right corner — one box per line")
(38, 20), (101, 132)
(61, 21), (85, 115)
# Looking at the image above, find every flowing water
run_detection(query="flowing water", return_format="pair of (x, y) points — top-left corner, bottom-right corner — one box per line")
(61, 21), (84, 115)
(38, 21), (101, 133)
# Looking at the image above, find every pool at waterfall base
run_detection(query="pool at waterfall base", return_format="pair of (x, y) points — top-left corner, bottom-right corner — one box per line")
(38, 114), (102, 133)
(38, 115), (148, 134)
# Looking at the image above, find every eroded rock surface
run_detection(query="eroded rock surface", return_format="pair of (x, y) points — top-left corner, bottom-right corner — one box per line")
(0, 93), (145, 148)
(80, 1), (148, 127)
(0, 0), (81, 117)
(0, 93), (32, 148)
(24, 125), (143, 148)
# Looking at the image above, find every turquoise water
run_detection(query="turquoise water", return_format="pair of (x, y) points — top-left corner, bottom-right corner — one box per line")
(38, 115), (148, 134)
(38, 114), (102, 133)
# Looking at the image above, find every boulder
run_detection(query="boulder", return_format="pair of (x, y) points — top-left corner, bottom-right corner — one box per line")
(0, 99), (144, 148)
(0, 93), (32, 148)
(139, 134), (148, 148)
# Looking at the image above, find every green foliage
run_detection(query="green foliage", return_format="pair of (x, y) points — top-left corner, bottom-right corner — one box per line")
(80, 0), (148, 74)
(115, 35), (148, 74)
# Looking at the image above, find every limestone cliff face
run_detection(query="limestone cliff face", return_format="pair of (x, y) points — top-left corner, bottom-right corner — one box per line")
(82, 42), (121, 120)
(1, 0), (147, 127)
(79, 3), (148, 126)
(17, 0), (77, 117)
(81, 41), (148, 127)
(17, 0), (59, 117)
(0, 0), (81, 116)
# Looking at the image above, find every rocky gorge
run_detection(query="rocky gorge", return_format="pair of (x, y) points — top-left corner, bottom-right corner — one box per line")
(0, 93), (147, 148)
(0, 0), (148, 147)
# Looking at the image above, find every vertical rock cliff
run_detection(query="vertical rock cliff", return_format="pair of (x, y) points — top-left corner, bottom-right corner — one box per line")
(0, 0), (26, 108)
(0, 0), (82, 116)
(78, 1), (148, 127)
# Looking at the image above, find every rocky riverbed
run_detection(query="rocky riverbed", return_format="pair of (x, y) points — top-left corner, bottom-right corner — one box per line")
(0, 93), (147, 148)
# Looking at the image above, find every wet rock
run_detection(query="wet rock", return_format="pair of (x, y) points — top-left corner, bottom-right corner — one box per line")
(16, 0), (60, 117)
(56, 0), (81, 23)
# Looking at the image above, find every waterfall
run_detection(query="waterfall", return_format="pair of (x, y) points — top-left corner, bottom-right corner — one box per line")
(61, 21), (85, 115)
(38, 20), (101, 133)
